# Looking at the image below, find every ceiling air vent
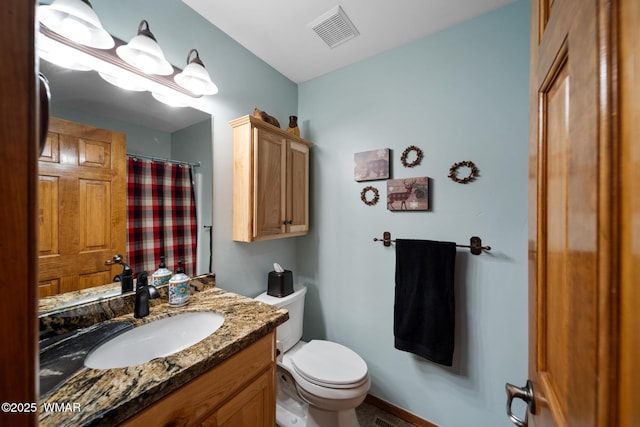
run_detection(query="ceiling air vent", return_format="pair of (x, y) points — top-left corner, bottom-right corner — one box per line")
(309, 5), (360, 49)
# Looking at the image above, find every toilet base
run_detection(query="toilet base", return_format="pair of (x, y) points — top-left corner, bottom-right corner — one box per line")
(275, 402), (361, 427)
(276, 401), (308, 427)
(307, 406), (360, 427)
(275, 374), (362, 427)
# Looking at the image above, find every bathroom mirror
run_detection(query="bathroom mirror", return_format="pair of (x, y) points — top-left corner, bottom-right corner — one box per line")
(38, 53), (214, 314)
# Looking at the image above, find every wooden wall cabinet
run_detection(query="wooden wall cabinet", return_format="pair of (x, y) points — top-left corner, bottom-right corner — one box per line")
(231, 115), (311, 242)
(121, 332), (276, 427)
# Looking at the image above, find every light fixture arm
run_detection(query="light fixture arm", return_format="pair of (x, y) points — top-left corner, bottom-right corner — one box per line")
(137, 19), (158, 42)
(186, 49), (205, 67)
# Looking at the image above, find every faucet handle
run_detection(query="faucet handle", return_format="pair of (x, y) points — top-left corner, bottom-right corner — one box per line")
(136, 272), (149, 290)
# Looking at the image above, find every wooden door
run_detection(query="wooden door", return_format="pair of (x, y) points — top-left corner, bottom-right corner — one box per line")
(286, 140), (309, 235)
(618, 2), (640, 425)
(0, 1), (38, 425)
(253, 127), (286, 239)
(38, 117), (126, 297)
(505, 1), (627, 426)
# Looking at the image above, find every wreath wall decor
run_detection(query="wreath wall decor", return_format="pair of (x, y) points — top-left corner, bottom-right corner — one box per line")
(448, 160), (479, 184)
(360, 186), (380, 206)
(400, 145), (423, 168)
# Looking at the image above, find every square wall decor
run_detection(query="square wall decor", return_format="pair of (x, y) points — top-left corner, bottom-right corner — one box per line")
(354, 148), (390, 181)
(387, 177), (429, 211)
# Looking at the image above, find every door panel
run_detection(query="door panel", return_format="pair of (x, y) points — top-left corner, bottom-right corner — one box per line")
(618, 1), (640, 425)
(287, 140), (309, 234)
(253, 128), (286, 238)
(38, 117), (126, 297)
(537, 58), (571, 426)
(525, 1), (618, 426)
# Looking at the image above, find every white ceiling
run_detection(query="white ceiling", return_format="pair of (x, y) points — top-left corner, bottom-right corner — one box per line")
(182, 0), (517, 83)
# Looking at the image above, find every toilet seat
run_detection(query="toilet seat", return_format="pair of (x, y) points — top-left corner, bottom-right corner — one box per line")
(290, 340), (368, 389)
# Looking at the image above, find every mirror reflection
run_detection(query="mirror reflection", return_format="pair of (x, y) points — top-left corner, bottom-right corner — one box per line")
(38, 55), (213, 313)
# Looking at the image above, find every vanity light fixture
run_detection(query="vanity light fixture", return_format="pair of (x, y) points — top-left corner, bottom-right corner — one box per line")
(38, 14), (220, 107)
(174, 49), (219, 96)
(116, 20), (173, 76)
(38, 0), (114, 49)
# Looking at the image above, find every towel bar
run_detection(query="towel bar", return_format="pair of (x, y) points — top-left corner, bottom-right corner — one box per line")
(373, 231), (491, 255)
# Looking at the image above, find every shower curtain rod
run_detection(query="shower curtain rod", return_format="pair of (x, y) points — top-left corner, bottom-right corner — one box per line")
(127, 153), (201, 168)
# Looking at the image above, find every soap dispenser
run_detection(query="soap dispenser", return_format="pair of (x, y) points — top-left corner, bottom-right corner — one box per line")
(152, 256), (172, 288)
(168, 260), (190, 307)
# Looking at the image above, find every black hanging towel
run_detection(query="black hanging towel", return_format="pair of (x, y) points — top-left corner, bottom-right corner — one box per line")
(394, 239), (456, 366)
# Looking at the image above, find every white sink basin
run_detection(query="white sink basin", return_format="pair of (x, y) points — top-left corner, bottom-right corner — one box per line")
(84, 312), (224, 369)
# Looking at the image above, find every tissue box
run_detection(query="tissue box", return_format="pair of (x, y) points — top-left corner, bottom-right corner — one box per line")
(267, 270), (293, 297)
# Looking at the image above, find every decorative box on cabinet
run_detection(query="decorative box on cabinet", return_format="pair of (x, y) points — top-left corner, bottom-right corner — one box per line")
(230, 115), (312, 242)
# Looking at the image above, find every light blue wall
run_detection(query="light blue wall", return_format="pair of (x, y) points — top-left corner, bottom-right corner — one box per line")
(80, 0), (301, 296)
(297, 1), (530, 426)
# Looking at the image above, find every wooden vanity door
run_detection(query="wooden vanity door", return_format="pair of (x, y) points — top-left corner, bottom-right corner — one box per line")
(37, 117), (126, 297)
(202, 368), (274, 427)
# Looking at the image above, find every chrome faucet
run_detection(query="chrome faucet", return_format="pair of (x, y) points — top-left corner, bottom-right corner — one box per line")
(134, 272), (159, 318)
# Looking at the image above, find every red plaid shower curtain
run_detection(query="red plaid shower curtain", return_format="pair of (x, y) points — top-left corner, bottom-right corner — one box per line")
(126, 157), (197, 277)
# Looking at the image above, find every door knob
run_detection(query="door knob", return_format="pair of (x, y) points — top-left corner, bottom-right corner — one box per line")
(505, 380), (535, 427)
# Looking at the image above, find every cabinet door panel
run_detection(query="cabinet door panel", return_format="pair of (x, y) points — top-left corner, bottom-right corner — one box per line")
(287, 141), (309, 234)
(254, 129), (286, 238)
(203, 368), (274, 427)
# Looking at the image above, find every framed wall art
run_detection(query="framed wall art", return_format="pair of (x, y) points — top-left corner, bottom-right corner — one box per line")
(386, 176), (429, 211)
(354, 148), (390, 181)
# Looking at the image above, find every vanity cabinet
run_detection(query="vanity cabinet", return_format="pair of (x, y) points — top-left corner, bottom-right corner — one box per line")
(120, 332), (276, 427)
(231, 115), (311, 242)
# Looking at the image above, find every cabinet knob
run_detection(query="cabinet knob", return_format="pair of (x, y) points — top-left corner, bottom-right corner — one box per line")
(282, 220), (293, 225)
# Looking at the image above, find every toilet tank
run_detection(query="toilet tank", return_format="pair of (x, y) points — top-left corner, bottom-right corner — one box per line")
(255, 285), (306, 353)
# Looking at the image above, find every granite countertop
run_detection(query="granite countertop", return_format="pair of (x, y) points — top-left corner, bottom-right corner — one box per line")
(38, 285), (288, 427)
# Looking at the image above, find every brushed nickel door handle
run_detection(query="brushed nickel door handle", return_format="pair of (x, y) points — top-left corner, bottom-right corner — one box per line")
(505, 380), (535, 427)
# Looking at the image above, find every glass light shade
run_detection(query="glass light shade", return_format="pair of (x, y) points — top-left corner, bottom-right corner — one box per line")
(174, 49), (218, 95)
(38, 32), (92, 71)
(98, 71), (148, 92)
(38, 0), (114, 49)
(151, 92), (189, 108)
(116, 20), (173, 76)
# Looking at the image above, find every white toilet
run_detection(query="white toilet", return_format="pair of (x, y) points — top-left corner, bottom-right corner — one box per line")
(255, 285), (370, 427)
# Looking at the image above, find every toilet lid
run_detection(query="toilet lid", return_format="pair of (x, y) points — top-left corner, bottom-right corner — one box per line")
(291, 340), (368, 387)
